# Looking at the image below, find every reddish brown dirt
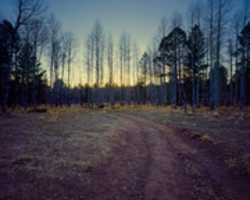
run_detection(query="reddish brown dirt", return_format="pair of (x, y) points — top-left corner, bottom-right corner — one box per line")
(112, 114), (250, 200)
(1, 111), (250, 200)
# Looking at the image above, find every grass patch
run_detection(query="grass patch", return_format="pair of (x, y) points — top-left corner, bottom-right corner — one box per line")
(225, 154), (250, 176)
(12, 155), (35, 166)
(187, 131), (216, 145)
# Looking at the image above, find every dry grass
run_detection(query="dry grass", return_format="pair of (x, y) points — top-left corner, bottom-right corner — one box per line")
(0, 110), (122, 181)
(6, 104), (250, 118)
(199, 134), (215, 144)
(225, 154), (250, 176)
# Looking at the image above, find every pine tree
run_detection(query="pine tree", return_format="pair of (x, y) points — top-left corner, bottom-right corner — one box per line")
(186, 25), (207, 109)
(159, 27), (186, 106)
(238, 22), (250, 109)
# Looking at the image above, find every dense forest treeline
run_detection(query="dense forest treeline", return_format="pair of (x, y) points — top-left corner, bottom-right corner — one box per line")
(1, 0), (250, 112)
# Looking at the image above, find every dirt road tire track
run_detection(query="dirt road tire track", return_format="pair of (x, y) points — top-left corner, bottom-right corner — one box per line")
(85, 113), (195, 200)
(89, 113), (246, 200)
(1, 112), (250, 200)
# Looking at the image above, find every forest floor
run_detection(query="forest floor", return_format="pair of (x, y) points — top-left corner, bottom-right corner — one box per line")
(0, 106), (250, 200)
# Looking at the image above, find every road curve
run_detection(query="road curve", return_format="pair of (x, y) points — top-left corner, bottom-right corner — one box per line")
(85, 113), (244, 200)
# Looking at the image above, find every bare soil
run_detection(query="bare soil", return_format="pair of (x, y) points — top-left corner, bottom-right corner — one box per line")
(0, 108), (250, 200)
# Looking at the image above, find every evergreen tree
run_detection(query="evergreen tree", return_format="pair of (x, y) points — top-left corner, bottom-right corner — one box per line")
(186, 25), (207, 109)
(238, 22), (250, 109)
(159, 27), (187, 106)
(0, 20), (17, 112)
(16, 41), (46, 107)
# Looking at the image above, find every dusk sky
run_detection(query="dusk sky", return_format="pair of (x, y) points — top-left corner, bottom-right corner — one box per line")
(47, 0), (193, 48)
(1, 0), (194, 50)
(0, 0), (244, 85)
(0, 0), (198, 84)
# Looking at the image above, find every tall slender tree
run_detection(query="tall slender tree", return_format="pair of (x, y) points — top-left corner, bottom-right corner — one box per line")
(186, 25), (206, 109)
(159, 26), (187, 107)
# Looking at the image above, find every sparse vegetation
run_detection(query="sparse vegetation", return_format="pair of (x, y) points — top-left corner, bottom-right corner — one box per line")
(1, 0), (250, 199)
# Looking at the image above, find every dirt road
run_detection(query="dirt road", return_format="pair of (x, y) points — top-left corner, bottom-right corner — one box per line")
(1, 111), (250, 200)
(80, 113), (250, 200)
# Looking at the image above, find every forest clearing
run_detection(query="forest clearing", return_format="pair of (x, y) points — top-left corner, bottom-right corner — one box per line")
(1, 0), (250, 199)
(1, 106), (250, 200)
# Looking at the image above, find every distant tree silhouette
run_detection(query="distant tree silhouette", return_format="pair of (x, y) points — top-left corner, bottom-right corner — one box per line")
(1, 0), (250, 110)
(185, 25), (207, 109)
(238, 22), (250, 110)
(159, 27), (186, 107)
(0, 20), (16, 112)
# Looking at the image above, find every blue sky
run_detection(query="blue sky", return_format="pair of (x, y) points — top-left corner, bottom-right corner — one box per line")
(0, 0), (194, 51)
(1, 0), (245, 85)
(47, 0), (192, 49)
(0, 0), (195, 85)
